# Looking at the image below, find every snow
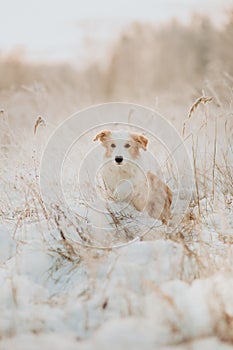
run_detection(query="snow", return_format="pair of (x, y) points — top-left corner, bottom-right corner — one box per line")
(1, 161), (233, 350)
(1, 210), (233, 350)
(0, 101), (233, 349)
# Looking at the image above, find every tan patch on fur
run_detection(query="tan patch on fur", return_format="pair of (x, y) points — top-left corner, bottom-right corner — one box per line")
(130, 133), (148, 151)
(102, 141), (112, 158)
(93, 130), (112, 157)
(93, 130), (111, 142)
(146, 171), (172, 224)
(128, 142), (140, 159)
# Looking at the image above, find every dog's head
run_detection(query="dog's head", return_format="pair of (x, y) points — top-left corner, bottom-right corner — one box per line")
(93, 130), (148, 165)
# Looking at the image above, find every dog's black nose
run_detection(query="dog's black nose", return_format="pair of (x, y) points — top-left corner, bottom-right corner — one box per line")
(115, 156), (123, 164)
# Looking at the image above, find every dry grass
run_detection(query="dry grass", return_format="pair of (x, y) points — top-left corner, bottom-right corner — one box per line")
(0, 16), (233, 348)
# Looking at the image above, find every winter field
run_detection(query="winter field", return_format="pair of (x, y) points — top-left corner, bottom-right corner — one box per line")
(0, 17), (233, 350)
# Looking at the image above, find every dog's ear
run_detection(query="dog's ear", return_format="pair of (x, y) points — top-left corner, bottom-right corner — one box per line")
(130, 133), (148, 150)
(93, 130), (111, 142)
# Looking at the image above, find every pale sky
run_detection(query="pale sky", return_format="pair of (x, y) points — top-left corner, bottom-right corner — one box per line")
(0, 0), (232, 64)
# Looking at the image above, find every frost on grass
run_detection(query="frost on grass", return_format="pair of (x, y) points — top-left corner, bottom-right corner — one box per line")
(0, 81), (233, 350)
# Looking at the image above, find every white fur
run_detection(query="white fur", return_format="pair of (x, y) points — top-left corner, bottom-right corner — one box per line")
(94, 130), (172, 224)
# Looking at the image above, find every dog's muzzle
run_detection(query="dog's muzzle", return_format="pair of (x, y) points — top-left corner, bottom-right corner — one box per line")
(115, 156), (123, 164)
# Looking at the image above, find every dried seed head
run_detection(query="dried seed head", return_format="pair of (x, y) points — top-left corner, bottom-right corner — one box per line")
(188, 96), (213, 119)
(34, 116), (46, 135)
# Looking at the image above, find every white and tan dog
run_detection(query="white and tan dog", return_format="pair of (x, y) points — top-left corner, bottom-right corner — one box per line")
(93, 130), (172, 224)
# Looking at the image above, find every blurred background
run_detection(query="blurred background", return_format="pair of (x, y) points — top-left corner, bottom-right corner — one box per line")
(0, 0), (233, 134)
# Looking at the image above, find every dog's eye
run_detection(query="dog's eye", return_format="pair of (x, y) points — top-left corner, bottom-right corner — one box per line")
(124, 143), (131, 148)
(111, 143), (116, 148)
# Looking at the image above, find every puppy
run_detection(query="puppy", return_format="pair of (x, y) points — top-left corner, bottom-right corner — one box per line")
(93, 130), (172, 224)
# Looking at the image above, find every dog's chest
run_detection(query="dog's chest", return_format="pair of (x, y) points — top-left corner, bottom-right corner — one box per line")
(97, 162), (149, 208)
(101, 164), (138, 190)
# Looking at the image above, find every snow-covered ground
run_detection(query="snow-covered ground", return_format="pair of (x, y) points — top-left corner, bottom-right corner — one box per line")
(0, 208), (233, 350)
(1, 173), (233, 349)
(0, 93), (233, 349)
